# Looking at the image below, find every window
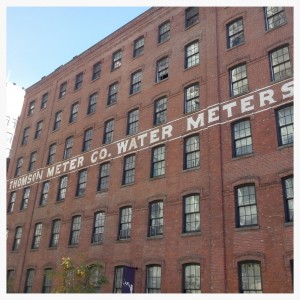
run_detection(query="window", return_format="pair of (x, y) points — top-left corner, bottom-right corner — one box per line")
(27, 100), (35, 116)
(282, 176), (293, 222)
(31, 223), (42, 249)
(24, 269), (35, 293)
(184, 135), (200, 169)
(87, 93), (97, 115)
(103, 119), (114, 144)
(130, 70), (142, 94)
(92, 211), (105, 243)
(42, 268), (53, 293)
(127, 109), (139, 135)
(108, 82), (118, 105)
(149, 201), (163, 237)
(158, 21), (170, 43)
(185, 7), (199, 28)
(63, 136), (73, 160)
(227, 18), (244, 48)
(92, 62), (101, 80)
(98, 162), (110, 191)
(146, 265), (162, 293)
(47, 143), (56, 165)
(185, 41), (199, 68)
(119, 207), (132, 240)
(20, 187), (30, 210)
(82, 128), (93, 152)
(276, 105), (293, 146)
(28, 152), (37, 172)
(69, 102), (79, 123)
(76, 169), (87, 196)
(22, 127), (30, 145)
(49, 219), (61, 247)
(151, 145), (165, 178)
(12, 226), (22, 251)
(57, 175), (68, 201)
(235, 185), (258, 227)
(40, 181), (50, 206)
(69, 215), (81, 245)
(270, 46), (292, 82)
(53, 111), (62, 131)
(183, 264), (201, 293)
(74, 72), (83, 90)
(15, 157), (23, 177)
(112, 49), (122, 70)
(7, 192), (16, 213)
(133, 36), (144, 58)
(238, 261), (262, 293)
(122, 155), (136, 185)
(59, 81), (67, 99)
(34, 120), (43, 139)
(185, 83), (199, 113)
(230, 64), (248, 96)
(183, 194), (200, 233)
(154, 97), (167, 125)
(113, 266), (124, 293)
(40, 93), (48, 109)
(156, 57), (169, 82)
(232, 119), (253, 157)
(7, 269), (15, 293)
(265, 7), (286, 31)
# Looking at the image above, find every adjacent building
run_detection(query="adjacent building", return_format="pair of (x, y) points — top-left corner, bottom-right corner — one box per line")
(6, 7), (293, 293)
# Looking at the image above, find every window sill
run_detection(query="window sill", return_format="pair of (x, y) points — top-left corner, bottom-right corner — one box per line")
(116, 239), (131, 243)
(158, 38), (170, 46)
(73, 87), (82, 93)
(284, 222), (293, 227)
(146, 235), (163, 241)
(184, 20), (199, 31)
(265, 22), (287, 33)
(68, 244), (79, 248)
(232, 153), (254, 161)
(96, 189), (109, 194)
(271, 75), (293, 84)
(121, 182), (135, 188)
(184, 63), (200, 72)
(181, 231), (201, 237)
(129, 90), (141, 98)
(182, 166), (200, 173)
(226, 41), (245, 51)
(154, 77), (169, 85)
(91, 241), (104, 246)
(48, 246), (58, 250)
(235, 225), (260, 232)
(149, 175), (166, 181)
(90, 76), (100, 83)
(278, 143), (293, 151)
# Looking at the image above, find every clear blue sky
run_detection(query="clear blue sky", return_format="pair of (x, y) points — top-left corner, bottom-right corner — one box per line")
(6, 7), (150, 89)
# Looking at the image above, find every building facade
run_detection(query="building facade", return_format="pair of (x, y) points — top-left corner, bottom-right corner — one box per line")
(6, 7), (293, 293)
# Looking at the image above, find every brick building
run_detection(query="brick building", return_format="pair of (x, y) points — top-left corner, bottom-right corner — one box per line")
(6, 7), (294, 293)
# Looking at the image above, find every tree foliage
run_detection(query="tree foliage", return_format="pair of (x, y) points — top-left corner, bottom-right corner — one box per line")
(53, 257), (107, 293)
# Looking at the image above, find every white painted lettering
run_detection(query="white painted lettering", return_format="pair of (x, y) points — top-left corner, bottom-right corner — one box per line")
(62, 161), (70, 172)
(208, 107), (220, 123)
(77, 156), (84, 168)
(117, 140), (129, 154)
(222, 101), (237, 118)
(281, 81), (293, 99)
(128, 138), (138, 151)
(259, 89), (276, 107)
(47, 166), (55, 178)
(150, 129), (160, 144)
(137, 133), (148, 147)
(91, 151), (98, 163)
(162, 125), (173, 140)
(187, 113), (205, 131)
(241, 95), (255, 113)
(99, 148), (107, 160)
(55, 164), (62, 174)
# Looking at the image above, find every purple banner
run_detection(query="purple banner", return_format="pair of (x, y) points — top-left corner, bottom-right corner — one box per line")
(122, 267), (135, 293)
